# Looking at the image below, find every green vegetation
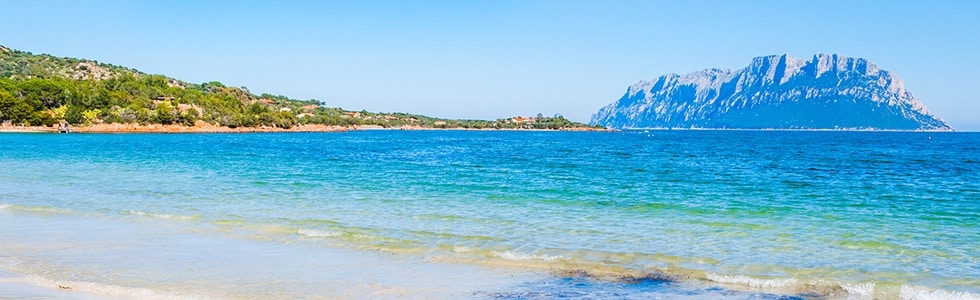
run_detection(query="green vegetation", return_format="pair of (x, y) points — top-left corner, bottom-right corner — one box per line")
(0, 45), (598, 130)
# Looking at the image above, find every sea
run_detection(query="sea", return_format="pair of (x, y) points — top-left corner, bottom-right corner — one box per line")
(0, 130), (976, 299)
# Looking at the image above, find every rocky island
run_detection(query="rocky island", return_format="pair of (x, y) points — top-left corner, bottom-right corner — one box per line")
(591, 54), (952, 131)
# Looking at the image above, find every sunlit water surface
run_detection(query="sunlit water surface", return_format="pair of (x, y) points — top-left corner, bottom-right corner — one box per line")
(0, 131), (977, 299)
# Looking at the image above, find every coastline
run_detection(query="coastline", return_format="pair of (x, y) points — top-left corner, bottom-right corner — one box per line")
(0, 272), (120, 300)
(0, 123), (349, 133)
(0, 123), (607, 133)
(6, 123), (963, 134)
(618, 127), (957, 132)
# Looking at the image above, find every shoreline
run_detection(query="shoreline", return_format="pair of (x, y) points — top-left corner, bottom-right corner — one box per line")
(0, 123), (607, 133)
(4, 204), (975, 300)
(0, 210), (550, 299)
(0, 272), (120, 300)
(4, 124), (966, 134)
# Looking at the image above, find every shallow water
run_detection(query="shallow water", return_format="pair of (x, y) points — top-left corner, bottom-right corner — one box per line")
(0, 211), (545, 299)
(0, 131), (977, 299)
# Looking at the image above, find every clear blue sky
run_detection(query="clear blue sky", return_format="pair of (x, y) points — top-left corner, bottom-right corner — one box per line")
(2, 0), (978, 130)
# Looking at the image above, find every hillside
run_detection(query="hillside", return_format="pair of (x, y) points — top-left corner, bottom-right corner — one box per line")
(591, 54), (951, 131)
(0, 45), (592, 131)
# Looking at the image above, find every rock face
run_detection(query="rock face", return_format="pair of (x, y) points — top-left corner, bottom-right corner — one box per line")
(591, 54), (951, 130)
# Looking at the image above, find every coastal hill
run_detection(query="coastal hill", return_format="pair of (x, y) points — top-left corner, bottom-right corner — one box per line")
(0, 44), (594, 131)
(590, 54), (952, 130)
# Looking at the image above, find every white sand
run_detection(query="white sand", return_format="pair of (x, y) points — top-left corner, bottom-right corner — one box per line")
(0, 271), (122, 300)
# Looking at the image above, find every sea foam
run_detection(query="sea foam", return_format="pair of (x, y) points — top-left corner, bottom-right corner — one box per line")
(23, 275), (207, 300)
(839, 281), (877, 297)
(122, 210), (197, 220)
(494, 251), (565, 261)
(900, 285), (980, 300)
(705, 273), (798, 289)
(297, 228), (342, 238)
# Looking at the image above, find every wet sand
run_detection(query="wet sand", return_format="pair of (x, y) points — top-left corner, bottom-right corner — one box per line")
(0, 271), (122, 300)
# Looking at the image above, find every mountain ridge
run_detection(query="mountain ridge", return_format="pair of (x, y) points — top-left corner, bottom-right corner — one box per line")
(591, 54), (951, 131)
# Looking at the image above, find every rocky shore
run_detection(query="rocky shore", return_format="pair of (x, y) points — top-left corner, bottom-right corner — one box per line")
(0, 122), (604, 133)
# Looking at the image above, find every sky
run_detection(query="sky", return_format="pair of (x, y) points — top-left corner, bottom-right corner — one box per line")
(1, 0), (978, 130)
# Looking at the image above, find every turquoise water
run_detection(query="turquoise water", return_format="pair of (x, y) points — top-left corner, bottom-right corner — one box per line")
(0, 131), (977, 299)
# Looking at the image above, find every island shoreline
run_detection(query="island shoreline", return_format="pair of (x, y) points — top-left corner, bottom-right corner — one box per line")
(0, 124), (608, 134)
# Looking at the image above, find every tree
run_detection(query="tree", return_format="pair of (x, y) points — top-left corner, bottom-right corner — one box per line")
(51, 105), (68, 121)
(180, 108), (200, 126)
(0, 78), (16, 92)
(81, 108), (101, 125)
(18, 79), (70, 109)
(28, 110), (56, 126)
(65, 105), (84, 124)
(154, 101), (177, 124)
(0, 90), (35, 123)
(277, 111), (296, 129)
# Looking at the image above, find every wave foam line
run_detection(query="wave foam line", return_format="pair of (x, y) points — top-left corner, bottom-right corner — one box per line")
(0, 203), (75, 214)
(705, 272), (876, 298)
(493, 251), (565, 262)
(706, 273), (980, 300)
(839, 282), (877, 297)
(439, 245), (963, 300)
(705, 273), (799, 289)
(24, 275), (210, 300)
(900, 285), (980, 300)
(122, 210), (198, 220)
(296, 228), (342, 238)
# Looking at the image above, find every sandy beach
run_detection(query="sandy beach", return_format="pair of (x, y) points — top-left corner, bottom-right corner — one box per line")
(0, 271), (121, 300)
(0, 122), (349, 133)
